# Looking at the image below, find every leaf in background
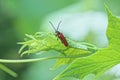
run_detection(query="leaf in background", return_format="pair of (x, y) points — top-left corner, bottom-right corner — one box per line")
(2, 0), (80, 38)
(53, 5), (120, 80)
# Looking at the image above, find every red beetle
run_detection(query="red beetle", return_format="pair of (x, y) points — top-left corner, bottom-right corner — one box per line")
(49, 21), (68, 47)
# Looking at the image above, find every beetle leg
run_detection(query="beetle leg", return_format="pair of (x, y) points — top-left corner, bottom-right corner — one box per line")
(60, 50), (67, 56)
(57, 37), (59, 40)
(55, 34), (59, 41)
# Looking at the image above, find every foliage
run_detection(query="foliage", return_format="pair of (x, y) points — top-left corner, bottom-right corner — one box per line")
(18, 32), (98, 68)
(53, 5), (120, 80)
(0, 5), (120, 80)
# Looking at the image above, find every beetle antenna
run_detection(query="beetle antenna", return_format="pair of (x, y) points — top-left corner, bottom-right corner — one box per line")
(49, 21), (57, 32)
(57, 21), (62, 31)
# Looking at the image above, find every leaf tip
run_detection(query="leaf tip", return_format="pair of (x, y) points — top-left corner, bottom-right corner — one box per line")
(104, 3), (113, 17)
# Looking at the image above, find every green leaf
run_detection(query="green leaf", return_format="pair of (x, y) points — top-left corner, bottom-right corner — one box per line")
(53, 5), (120, 80)
(18, 32), (97, 68)
(53, 77), (79, 80)
(52, 42), (97, 69)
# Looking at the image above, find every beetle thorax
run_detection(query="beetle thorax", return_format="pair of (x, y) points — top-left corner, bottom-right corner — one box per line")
(56, 31), (61, 35)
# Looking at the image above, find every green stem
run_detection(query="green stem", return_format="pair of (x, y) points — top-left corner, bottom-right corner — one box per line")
(0, 64), (17, 77)
(0, 53), (90, 63)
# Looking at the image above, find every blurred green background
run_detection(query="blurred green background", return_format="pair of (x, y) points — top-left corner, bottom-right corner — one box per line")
(0, 0), (120, 80)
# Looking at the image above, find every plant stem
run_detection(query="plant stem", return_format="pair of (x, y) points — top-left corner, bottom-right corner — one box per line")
(0, 53), (91, 63)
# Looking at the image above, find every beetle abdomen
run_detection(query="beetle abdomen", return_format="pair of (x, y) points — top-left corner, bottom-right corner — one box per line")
(57, 32), (68, 47)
